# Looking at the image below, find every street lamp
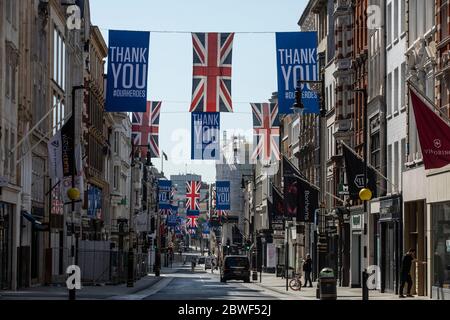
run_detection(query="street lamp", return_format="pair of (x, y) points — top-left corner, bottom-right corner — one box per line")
(353, 87), (370, 301)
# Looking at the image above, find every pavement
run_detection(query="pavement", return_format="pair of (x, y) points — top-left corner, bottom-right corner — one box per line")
(249, 271), (431, 300)
(0, 262), (431, 300)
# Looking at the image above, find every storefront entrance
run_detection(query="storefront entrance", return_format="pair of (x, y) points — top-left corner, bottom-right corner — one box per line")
(0, 202), (12, 289)
(404, 200), (427, 296)
(379, 196), (402, 294)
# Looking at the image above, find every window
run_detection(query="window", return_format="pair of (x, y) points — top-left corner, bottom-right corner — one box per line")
(387, 73), (392, 116)
(52, 94), (65, 135)
(441, 2), (449, 40)
(53, 27), (66, 90)
(10, 131), (15, 176)
(394, 142), (399, 192)
(6, 0), (11, 22)
(387, 3), (392, 45)
(5, 56), (10, 98)
(371, 132), (381, 169)
(4, 128), (10, 176)
(394, 0), (399, 40)
(11, 0), (17, 30)
(113, 166), (120, 190)
(401, 63), (406, 108)
(387, 144), (392, 194)
(401, 0), (406, 34)
(394, 68), (399, 113)
(401, 138), (406, 173)
(425, 1), (434, 32)
(114, 132), (120, 154)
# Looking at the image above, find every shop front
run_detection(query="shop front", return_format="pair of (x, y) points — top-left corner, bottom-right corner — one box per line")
(431, 202), (450, 300)
(379, 195), (402, 294)
(0, 202), (13, 289)
(350, 207), (364, 288)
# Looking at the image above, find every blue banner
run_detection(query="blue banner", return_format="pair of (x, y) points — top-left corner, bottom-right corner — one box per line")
(166, 214), (178, 227)
(158, 180), (172, 209)
(276, 32), (319, 114)
(87, 185), (102, 219)
(191, 112), (220, 160)
(216, 181), (230, 210)
(106, 30), (150, 112)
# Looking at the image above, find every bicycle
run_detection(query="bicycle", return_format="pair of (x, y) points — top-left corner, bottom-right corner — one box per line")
(289, 273), (302, 291)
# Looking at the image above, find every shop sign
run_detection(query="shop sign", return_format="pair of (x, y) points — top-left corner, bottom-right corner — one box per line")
(380, 197), (401, 221)
(351, 214), (363, 230)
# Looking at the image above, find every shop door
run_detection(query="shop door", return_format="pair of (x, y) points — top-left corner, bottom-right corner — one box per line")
(0, 203), (11, 289)
(383, 223), (395, 292)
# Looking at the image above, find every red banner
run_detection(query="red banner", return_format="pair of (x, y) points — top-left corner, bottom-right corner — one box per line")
(410, 88), (450, 169)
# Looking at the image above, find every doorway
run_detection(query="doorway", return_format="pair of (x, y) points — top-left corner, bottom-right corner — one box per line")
(351, 233), (361, 287)
(404, 200), (428, 296)
(381, 222), (395, 292)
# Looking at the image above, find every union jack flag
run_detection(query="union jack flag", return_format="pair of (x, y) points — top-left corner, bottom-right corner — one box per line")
(186, 181), (201, 211)
(186, 216), (198, 229)
(190, 33), (234, 113)
(251, 103), (280, 162)
(132, 101), (161, 158)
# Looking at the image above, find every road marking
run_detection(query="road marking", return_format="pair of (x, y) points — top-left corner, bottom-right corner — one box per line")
(110, 277), (174, 300)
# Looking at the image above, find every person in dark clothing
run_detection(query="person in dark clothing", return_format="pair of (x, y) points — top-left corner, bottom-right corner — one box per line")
(399, 248), (416, 298)
(303, 254), (313, 287)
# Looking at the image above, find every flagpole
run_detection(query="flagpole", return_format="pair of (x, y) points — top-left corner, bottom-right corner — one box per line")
(341, 140), (399, 193)
(407, 79), (450, 123)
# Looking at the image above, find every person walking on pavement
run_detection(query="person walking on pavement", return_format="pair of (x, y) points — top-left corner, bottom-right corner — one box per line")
(399, 248), (417, 298)
(303, 254), (313, 288)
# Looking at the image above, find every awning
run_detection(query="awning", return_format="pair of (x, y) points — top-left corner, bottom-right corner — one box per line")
(22, 211), (49, 231)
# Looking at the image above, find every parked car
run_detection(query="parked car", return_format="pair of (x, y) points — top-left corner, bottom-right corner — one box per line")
(220, 255), (250, 283)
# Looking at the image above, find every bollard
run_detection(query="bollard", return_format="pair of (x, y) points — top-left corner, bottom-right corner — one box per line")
(362, 270), (369, 300)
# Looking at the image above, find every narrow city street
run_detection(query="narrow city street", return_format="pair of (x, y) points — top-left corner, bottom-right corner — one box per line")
(143, 266), (283, 300)
(1, 0), (449, 306)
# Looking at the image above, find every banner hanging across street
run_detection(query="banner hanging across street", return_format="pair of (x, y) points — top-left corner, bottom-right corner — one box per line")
(191, 112), (221, 160)
(276, 32), (319, 115)
(215, 181), (230, 210)
(410, 88), (450, 170)
(186, 180), (201, 214)
(251, 103), (280, 162)
(132, 101), (161, 158)
(342, 143), (378, 200)
(158, 179), (172, 209)
(106, 30), (150, 112)
(190, 33), (234, 113)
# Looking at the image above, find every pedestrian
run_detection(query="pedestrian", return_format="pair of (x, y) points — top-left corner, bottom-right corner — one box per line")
(303, 254), (313, 288)
(399, 248), (417, 298)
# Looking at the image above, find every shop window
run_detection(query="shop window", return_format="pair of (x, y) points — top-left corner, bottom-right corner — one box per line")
(431, 203), (450, 291)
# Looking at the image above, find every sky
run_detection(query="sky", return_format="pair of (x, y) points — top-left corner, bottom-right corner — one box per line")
(90, 0), (308, 183)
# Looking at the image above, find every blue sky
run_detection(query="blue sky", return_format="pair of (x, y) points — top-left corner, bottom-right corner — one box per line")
(90, 0), (308, 183)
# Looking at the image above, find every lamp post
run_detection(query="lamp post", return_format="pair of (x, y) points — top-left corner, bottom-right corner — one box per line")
(292, 71), (327, 279)
(68, 85), (84, 300)
(353, 88), (370, 300)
